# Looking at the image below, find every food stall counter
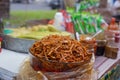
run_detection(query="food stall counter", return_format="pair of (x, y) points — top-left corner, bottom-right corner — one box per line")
(0, 49), (120, 80)
(0, 49), (28, 80)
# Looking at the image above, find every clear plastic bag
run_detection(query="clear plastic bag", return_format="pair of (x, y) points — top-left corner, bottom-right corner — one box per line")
(43, 62), (93, 80)
(17, 54), (97, 80)
(17, 58), (48, 80)
(42, 54), (96, 80)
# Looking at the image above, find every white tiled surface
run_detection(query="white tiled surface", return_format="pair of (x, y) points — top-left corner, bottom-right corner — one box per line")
(0, 49), (28, 73)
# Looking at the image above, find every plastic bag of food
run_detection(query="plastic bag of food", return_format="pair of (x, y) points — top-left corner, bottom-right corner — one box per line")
(17, 55), (97, 80)
(41, 54), (95, 80)
(17, 58), (47, 80)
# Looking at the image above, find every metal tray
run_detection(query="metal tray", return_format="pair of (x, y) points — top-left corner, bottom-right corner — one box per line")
(0, 19), (50, 53)
(0, 33), (35, 53)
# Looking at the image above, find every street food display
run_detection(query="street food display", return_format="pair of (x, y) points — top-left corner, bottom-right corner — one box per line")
(7, 25), (71, 40)
(1, 0), (120, 80)
(1, 25), (71, 53)
(29, 35), (93, 71)
(24, 35), (95, 80)
(30, 35), (91, 63)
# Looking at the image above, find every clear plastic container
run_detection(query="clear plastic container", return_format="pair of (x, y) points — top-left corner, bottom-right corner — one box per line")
(96, 40), (107, 56)
(80, 35), (97, 54)
(104, 31), (120, 59)
(29, 50), (92, 72)
(29, 51), (95, 80)
(105, 41), (119, 59)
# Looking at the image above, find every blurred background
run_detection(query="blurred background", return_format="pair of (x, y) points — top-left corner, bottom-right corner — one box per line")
(0, 0), (120, 27)
(0, 0), (67, 27)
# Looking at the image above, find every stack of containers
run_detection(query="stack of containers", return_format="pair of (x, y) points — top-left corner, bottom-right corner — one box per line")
(104, 18), (120, 59)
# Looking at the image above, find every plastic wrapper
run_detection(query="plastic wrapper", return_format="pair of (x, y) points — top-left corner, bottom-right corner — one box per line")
(17, 54), (97, 80)
(17, 58), (47, 80)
